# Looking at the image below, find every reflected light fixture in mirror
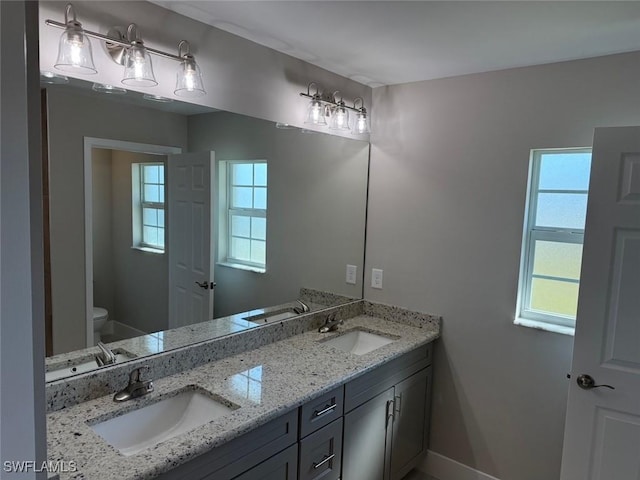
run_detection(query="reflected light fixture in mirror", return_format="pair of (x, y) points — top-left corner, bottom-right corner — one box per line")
(46, 3), (205, 97)
(304, 82), (328, 126)
(53, 4), (96, 74)
(329, 92), (350, 131)
(352, 98), (370, 135)
(92, 83), (127, 95)
(300, 83), (370, 134)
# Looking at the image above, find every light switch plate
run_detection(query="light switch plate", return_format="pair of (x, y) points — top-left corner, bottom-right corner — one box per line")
(371, 268), (383, 289)
(346, 264), (357, 285)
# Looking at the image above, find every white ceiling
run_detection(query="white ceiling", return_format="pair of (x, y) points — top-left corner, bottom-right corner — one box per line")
(150, 1), (640, 87)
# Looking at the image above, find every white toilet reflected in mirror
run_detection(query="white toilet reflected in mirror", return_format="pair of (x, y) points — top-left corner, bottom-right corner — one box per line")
(93, 307), (109, 344)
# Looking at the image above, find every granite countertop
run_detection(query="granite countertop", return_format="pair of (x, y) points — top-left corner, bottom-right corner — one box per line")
(47, 313), (440, 480)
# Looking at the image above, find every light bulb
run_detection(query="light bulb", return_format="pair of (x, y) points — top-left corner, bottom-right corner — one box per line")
(175, 57), (206, 98)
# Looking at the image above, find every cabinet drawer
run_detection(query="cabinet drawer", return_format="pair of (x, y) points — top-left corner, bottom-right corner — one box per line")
(299, 418), (343, 480)
(344, 343), (432, 412)
(299, 385), (344, 438)
(232, 444), (298, 480)
(159, 410), (298, 480)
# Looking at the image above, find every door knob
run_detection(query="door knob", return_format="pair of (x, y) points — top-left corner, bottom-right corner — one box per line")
(195, 281), (215, 290)
(576, 374), (615, 390)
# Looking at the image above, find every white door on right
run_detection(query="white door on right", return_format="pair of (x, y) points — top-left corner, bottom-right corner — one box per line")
(561, 127), (640, 480)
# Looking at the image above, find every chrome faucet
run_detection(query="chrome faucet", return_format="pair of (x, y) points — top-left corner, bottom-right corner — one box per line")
(293, 299), (310, 314)
(318, 313), (343, 333)
(95, 342), (117, 367)
(114, 366), (154, 402)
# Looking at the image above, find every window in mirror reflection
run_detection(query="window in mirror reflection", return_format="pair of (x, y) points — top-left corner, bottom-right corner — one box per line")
(132, 163), (165, 253)
(218, 161), (267, 272)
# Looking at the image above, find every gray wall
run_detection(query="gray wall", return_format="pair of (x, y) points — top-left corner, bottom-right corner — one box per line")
(111, 150), (168, 334)
(46, 88), (187, 354)
(366, 51), (640, 480)
(188, 112), (369, 318)
(0, 2), (47, 477)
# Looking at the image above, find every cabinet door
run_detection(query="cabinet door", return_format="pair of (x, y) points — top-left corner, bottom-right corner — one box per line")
(232, 444), (298, 480)
(342, 387), (394, 480)
(390, 367), (432, 480)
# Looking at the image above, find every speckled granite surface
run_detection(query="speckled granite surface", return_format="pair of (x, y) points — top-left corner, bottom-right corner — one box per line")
(47, 309), (440, 480)
(45, 298), (327, 381)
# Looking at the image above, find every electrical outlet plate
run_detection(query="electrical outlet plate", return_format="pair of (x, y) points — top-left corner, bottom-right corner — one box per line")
(371, 268), (383, 289)
(346, 264), (357, 285)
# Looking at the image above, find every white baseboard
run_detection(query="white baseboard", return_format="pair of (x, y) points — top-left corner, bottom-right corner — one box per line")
(421, 450), (502, 480)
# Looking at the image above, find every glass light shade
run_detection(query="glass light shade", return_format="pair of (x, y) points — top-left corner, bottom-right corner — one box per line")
(122, 44), (157, 87)
(92, 83), (126, 95)
(174, 59), (206, 98)
(305, 95), (327, 126)
(329, 103), (350, 131)
(352, 110), (371, 135)
(54, 27), (96, 74)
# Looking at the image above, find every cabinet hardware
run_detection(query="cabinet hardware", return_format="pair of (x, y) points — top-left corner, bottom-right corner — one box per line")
(313, 453), (335, 469)
(314, 404), (337, 417)
(394, 395), (402, 415)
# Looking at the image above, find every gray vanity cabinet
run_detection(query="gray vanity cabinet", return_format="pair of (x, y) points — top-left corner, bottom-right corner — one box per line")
(341, 343), (433, 480)
(298, 417), (343, 480)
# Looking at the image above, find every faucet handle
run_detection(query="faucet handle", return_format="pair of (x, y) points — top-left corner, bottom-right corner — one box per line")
(129, 365), (149, 383)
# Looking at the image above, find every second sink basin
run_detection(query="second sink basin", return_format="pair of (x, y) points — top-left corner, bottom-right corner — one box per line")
(90, 387), (238, 456)
(323, 329), (395, 355)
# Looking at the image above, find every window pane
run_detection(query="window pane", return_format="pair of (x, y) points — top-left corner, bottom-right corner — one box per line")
(231, 215), (251, 238)
(143, 208), (158, 227)
(539, 153), (591, 191)
(143, 226), (158, 246)
(158, 165), (164, 183)
(157, 209), (164, 228)
(254, 187), (267, 209)
(254, 164), (267, 186)
(530, 277), (579, 318)
(252, 217), (266, 240)
(535, 193), (587, 230)
(144, 184), (160, 203)
(533, 240), (583, 280)
(232, 187), (253, 208)
(251, 240), (266, 265)
(159, 185), (165, 203)
(231, 237), (251, 261)
(232, 164), (253, 186)
(157, 227), (165, 248)
(144, 165), (159, 183)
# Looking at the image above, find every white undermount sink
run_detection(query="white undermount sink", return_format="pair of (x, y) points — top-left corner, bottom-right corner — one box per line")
(323, 330), (395, 355)
(90, 388), (238, 456)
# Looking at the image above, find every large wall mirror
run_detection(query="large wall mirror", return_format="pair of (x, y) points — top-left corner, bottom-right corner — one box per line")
(43, 78), (369, 381)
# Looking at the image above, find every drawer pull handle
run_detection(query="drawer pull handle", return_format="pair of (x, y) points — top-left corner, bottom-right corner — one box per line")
(313, 453), (335, 469)
(314, 404), (337, 417)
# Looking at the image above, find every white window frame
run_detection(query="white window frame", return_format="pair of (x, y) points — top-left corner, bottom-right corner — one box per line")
(217, 160), (267, 272)
(515, 147), (591, 335)
(132, 162), (165, 254)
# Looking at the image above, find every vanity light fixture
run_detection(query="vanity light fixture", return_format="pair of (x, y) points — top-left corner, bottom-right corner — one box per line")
(53, 4), (96, 74)
(46, 3), (206, 96)
(174, 41), (206, 98)
(121, 25), (157, 87)
(300, 83), (371, 135)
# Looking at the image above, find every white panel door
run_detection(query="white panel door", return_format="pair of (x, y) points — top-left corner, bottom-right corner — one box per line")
(561, 127), (640, 480)
(168, 152), (215, 329)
